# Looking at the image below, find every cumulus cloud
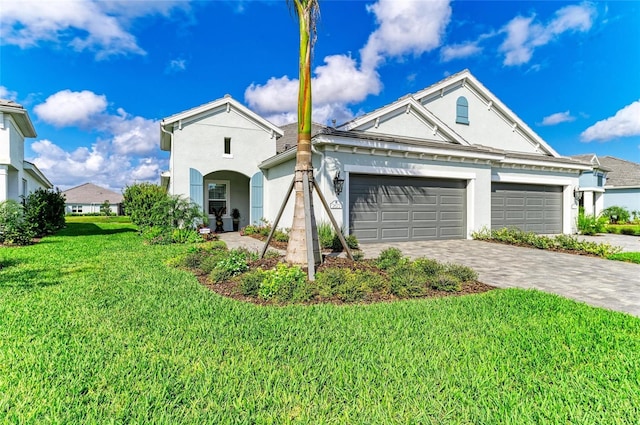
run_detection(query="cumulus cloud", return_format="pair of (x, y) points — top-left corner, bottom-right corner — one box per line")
(0, 86), (18, 101)
(34, 90), (108, 127)
(245, 0), (451, 125)
(360, 0), (452, 70)
(581, 101), (640, 142)
(540, 110), (575, 126)
(500, 3), (596, 66)
(440, 41), (482, 62)
(0, 0), (188, 59)
(27, 90), (162, 191)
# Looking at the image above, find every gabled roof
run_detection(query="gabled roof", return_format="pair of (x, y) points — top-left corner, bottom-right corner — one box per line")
(63, 183), (123, 204)
(160, 95), (283, 151)
(339, 96), (470, 146)
(341, 69), (559, 157)
(569, 154), (610, 172)
(23, 161), (53, 189)
(0, 99), (37, 138)
(599, 156), (640, 188)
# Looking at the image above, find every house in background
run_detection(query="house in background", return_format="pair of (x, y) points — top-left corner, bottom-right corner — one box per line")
(160, 70), (590, 242)
(599, 156), (640, 213)
(0, 99), (53, 202)
(62, 183), (124, 215)
(571, 154), (608, 216)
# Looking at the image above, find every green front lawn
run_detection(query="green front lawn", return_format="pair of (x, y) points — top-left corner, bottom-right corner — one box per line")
(1, 222), (639, 423)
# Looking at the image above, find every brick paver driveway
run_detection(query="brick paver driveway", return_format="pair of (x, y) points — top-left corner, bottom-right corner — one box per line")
(360, 239), (640, 317)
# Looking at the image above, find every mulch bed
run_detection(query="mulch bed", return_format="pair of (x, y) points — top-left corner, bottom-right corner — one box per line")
(196, 255), (496, 306)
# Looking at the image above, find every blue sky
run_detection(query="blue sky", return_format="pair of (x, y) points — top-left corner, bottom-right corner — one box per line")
(1, 0), (639, 191)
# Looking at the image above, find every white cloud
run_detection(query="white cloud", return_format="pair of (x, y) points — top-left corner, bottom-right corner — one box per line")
(166, 58), (187, 73)
(0, 0), (189, 59)
(245, 0), (451, 125)
(440, 41), (482, 62)
(500, 3), (596, 66)
(30, 139), (166, 192)
(360, 0), (452, 70)
(34, 90), (107, 127)
(581, 101), (640, 142)
(0, 86), (18, 101)
(540, 110), (575, 126)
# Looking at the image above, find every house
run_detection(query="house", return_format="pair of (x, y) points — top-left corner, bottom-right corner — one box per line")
(160, 70), (590, 242)
(62, 183), (124, 215)
(599, 156), (640, 213)
(0, 99), (53, 203)
(570, 154), (608, 216)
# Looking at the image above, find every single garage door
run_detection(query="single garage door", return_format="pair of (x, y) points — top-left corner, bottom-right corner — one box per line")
(349, 174), (466, 243)
(491, 183), (563, 233)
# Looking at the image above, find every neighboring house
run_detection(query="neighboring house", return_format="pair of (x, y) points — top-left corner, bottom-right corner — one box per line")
(62, 183), (124, 215)
(0, 99), (53, 202)
(599, 156), (640, 213)
(161, 70), (590, 242)
(570, 154), (608, 216)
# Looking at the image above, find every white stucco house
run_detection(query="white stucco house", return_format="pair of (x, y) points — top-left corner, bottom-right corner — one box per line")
(0, 100), (53, 203)
(160, 70), (590, 242)
(63, 183), (124, 215)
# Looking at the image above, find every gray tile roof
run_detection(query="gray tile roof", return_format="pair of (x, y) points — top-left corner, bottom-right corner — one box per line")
(63, 183), (123, 204)
(276, 122), (328, 154)
(599, 156), (640, 187)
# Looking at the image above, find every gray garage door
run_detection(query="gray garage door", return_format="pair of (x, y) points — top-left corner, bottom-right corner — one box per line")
(349, 174), (466, 243)
(491, 183), (563, 233)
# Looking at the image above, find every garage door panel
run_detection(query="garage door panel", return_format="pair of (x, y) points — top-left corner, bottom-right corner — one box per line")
(492, 183), (562, 234)
(350, 174), (466, 242)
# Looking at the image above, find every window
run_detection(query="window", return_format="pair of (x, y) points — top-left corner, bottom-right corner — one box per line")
(22, 179), (28, 198)
(71, 205), (83, 213)
(224, 137), (231, 155)
(207, 181), (228, 215)
(456, 96), (469, 124)
(597, 173), (604, 187)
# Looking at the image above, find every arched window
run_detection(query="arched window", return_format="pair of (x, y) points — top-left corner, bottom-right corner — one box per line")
(456, 96), (469, 124)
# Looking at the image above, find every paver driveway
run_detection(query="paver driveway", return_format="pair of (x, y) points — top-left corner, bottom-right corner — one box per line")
(360, 239), (640, 317)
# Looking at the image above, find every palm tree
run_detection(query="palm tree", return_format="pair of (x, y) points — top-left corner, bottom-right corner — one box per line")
(285, 0), (322, 268)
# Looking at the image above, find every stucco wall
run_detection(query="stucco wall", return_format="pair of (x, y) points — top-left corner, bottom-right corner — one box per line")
(604, 188), (640, 213)
(356, 108), (448, 142)
(421, 85), (541, 154)
(170, 106), (277, 201)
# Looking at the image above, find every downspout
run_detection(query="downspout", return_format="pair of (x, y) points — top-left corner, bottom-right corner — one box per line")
(160, 122), (174, 194)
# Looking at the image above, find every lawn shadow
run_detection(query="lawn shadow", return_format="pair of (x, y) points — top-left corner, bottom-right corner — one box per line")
(0, 267), (62, 288)
(57, 223), (137, 237)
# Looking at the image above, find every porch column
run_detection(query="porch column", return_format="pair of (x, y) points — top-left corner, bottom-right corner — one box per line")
(594, 192), (604, 216)
(583, 191), (594, 216)
(0, 165), (8, 202)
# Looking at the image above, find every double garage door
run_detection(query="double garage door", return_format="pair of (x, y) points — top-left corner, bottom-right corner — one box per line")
(349, 174), (466, 243)
(491, 183), (563, 234)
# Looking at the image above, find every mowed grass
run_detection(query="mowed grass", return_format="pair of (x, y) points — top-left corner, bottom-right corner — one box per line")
(1, 223), (639, 424)
(608, 252), (640, 264)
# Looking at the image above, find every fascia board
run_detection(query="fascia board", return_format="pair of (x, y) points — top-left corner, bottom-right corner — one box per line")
(499, 156), (591, 171)
(0, 108), (37, 138)
(604, 185), (640, 190)
(23, 161), (53, 188)
(259, 148), (296, 169)
(315, 134), (502, 161)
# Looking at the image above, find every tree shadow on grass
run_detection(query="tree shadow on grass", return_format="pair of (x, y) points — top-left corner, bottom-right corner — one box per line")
(57, 223), (137, 237)
(0, 266), (62, 288)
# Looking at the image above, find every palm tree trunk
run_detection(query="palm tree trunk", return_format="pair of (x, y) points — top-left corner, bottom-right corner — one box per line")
(285, 0), (321, 267)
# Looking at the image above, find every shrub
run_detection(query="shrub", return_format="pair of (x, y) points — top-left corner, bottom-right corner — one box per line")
(210, 249), (250, 283)
(389, 264), (427, 297)
(444, 263), (478, 282)
(258, 263), (308, 302)
(171, 228), (203, 244)
(430, 273), (462, 292)
(577, 208), (607, 235)
(318, 222), (334, 249)
(412, 258), (444, 277)
(376, 247), (405, 270)
(273, 229), (289, 242)
(23, 188), (66, 237)
(601, 206), (631, 224)
(123, 183), (168, 228)
(355, 270), (389, 295)
(0, 200), (35, 245)
(239, 269), (265, 296)
(315, 268), (350, 299)
(141, 227), (173, 245)
(100, 200), (113, 216)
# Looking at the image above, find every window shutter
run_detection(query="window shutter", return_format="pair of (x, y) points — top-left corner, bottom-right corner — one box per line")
(189, 168), (203, 210)
(456, 96), (469, 124)
(250, 171), (264, 224)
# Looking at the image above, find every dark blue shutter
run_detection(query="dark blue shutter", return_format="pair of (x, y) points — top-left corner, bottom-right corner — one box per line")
(189, 168), (203, 211)
(250, 171), (264, 224)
